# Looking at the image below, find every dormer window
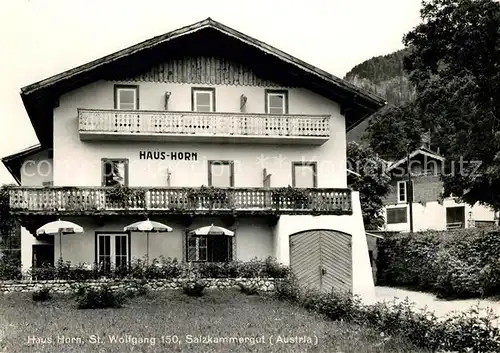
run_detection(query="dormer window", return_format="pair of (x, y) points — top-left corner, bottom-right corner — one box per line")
(114, 85), (138, 110)
(265, 90), (288, 114)
(192, 88), (215, 112)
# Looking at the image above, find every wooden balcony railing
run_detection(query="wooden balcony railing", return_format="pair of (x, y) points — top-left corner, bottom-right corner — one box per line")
(78, 109), (331, 144)
(9, 187), (352, 215)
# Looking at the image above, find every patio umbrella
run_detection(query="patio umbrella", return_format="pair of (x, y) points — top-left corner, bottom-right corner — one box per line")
(123, 219), (173, 263)
(188, 224), (234, 236)
(36, 219), (84, 259)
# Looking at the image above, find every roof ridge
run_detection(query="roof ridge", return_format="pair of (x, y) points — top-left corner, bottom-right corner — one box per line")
(20, 18), (386, 106)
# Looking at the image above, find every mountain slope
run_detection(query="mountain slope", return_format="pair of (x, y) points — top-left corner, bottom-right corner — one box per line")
(344, 49), (415, 143)
(344, 49), (415, 106)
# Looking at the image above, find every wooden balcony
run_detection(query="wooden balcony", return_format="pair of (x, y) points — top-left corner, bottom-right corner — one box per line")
(78, 109), (331, 144)
(9, 187), (352, 216)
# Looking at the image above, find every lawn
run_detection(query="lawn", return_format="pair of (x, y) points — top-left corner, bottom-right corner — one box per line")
(0, 289), (428, 353)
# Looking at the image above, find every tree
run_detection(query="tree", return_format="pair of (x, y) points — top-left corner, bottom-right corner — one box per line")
(364, 102), (424, 160)
(347, 142), (391, 229)
(0, 184), (19, 252)
(366, 0), (500, 210)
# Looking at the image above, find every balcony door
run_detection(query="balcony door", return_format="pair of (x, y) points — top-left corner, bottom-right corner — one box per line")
(96, 233), (129, 271)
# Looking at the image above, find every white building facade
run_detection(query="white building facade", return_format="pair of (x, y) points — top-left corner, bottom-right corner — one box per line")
(382, 148), (496, 232)
(2, 19), (385, 302)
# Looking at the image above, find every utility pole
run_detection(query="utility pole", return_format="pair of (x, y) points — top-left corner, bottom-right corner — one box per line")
(407, 152), (414, 233)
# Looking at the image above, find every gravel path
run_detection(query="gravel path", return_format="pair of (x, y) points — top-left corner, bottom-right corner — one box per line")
(375, 286), (500, 323)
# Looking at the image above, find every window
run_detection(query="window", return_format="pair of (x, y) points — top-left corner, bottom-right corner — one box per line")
(208, 160), (234, 187)
(192, 88), (215, 112)
(446, 206), (465, 229)
(102, 159), (128, 187)
(32, 244), (54, 268)
(397, 180), (414, 203)
(292, 162), (317, 188)
(387, 207), (408, 224)
(265, 90), (288, 114)
(187, 235), (207, 261)
(475, 220), (495, 229)
(114, 85), (138, 110)
(96, 233), (129, 272)
(186, 233), (233, 262)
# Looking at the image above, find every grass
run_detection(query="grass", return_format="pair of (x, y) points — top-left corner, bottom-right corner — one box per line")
(0, 290), (429, 353)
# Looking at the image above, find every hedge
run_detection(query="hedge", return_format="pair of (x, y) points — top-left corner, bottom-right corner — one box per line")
(0, 256), (289, 281)
(376, 228), (500, 299)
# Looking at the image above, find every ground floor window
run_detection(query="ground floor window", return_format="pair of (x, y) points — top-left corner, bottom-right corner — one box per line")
(186, 233), (233, 262)
(32, 244), (54, 268)
(446, 206), (465, 229)
(386, 207), (408, 224)
(475, 220), (495, 228)
(96, 233), (129, 271)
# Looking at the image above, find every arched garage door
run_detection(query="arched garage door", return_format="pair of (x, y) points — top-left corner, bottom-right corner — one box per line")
(290, 229), (352, 292)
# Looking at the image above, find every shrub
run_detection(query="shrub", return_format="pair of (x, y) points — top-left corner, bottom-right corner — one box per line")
(32, 287), (51, 302)
(273, 275), (301, 302)
(362, 299), (443, 351)
(30, 264), (55, 280)
(238, 258), (264, 278)
(237, 283), (259, 295)
(197, 262), (228, 278)
(74, 284), (126, 309)
(274, 276), (500, 352)
(0, 251), (22, 280)
(182, 279), (207, 297)
(298, 287), (364, 323)
(25, 257), (289, 281)
(263, 256), (289, 278)
(377, 228), (500, 299)
(158, 257), (182, 278)
(439, 306), (500, 353)
(124, 279), (150, 298)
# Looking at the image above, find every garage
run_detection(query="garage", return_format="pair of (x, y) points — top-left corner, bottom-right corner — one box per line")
(289, 229), (352, 292)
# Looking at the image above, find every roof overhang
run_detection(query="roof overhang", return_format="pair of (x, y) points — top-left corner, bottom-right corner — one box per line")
(1, 144), (43, 185)
(347, 169), (361, 177)
(366, 232), (384, 239)
(20, 18), (386, 147)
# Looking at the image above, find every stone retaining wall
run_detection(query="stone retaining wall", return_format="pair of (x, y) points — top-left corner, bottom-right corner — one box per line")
(0, 278), (277, 294)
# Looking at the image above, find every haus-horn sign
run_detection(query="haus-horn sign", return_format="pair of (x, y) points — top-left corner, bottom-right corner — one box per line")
(139, 151), (198, 161)
(1, 17), (386, 304)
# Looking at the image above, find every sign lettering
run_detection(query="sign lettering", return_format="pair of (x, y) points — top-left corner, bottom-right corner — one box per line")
(139, 151), (198, 161)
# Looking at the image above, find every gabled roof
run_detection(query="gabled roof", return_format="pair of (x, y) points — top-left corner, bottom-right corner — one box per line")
(1, 144), (43, 185)
(386, 147), (444, 172)
(20, 17), (386, 147)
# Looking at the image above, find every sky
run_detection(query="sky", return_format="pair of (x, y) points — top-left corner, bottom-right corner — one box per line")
(0, 0), (422, 184)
